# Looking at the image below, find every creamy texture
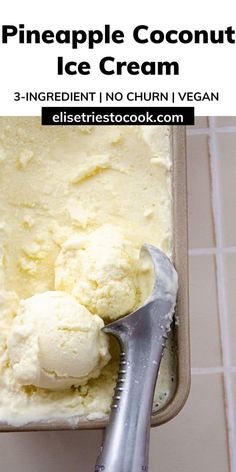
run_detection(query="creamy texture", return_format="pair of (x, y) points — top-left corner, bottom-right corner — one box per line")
(0, 119), (172, 425)
(55, 224), (153, 320)
(8, 291), (110, 390)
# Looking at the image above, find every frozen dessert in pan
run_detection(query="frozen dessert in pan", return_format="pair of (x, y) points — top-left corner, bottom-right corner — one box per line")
(0, 119), (172, 425)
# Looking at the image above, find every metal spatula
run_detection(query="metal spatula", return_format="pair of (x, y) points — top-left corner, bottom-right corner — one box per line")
(94, 244), (178, 472)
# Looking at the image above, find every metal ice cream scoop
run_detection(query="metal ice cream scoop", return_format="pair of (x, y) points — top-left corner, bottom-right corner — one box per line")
(94, 244), (178, 472)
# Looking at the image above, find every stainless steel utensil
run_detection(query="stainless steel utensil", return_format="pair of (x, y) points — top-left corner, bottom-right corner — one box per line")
(94, 244), (178, 472)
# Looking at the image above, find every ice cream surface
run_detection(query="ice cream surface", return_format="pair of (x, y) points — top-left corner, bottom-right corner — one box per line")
(8, 291), (110, 390)
(55, 224), (153, 320)
(0, 119), (172, 425)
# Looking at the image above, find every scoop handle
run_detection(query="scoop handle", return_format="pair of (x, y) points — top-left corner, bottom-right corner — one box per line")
(94, 331), (165, 472)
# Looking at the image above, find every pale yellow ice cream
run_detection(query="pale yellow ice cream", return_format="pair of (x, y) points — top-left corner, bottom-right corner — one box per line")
(0, 119), (172, 425)
(55, 224), (153, 320)
(8, 291), (110, 390)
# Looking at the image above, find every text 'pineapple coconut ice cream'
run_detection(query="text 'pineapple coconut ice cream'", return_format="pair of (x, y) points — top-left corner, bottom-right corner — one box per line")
(0, 119), (172, 425)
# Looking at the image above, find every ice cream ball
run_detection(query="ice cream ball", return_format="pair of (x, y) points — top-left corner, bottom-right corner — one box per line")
(7, 291), (110, 390)
(55, 224), (154, 320)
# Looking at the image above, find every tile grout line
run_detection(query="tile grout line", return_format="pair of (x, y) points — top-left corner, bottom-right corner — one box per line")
(189, 247), (236, 256)
(209, 116), (236, 472)
(192, 367), (236, 374)
(187, 126), (236, 136)
(192, 367), (224, 374)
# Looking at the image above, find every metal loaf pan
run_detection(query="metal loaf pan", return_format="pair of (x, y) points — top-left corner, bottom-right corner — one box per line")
(1, 126), (190, 431)
(151, 126), (190, 426)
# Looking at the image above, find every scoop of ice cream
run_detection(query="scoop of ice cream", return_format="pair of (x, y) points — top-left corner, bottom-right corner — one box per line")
(7, 291), (110, 390)
(55, 224), (153, 320)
